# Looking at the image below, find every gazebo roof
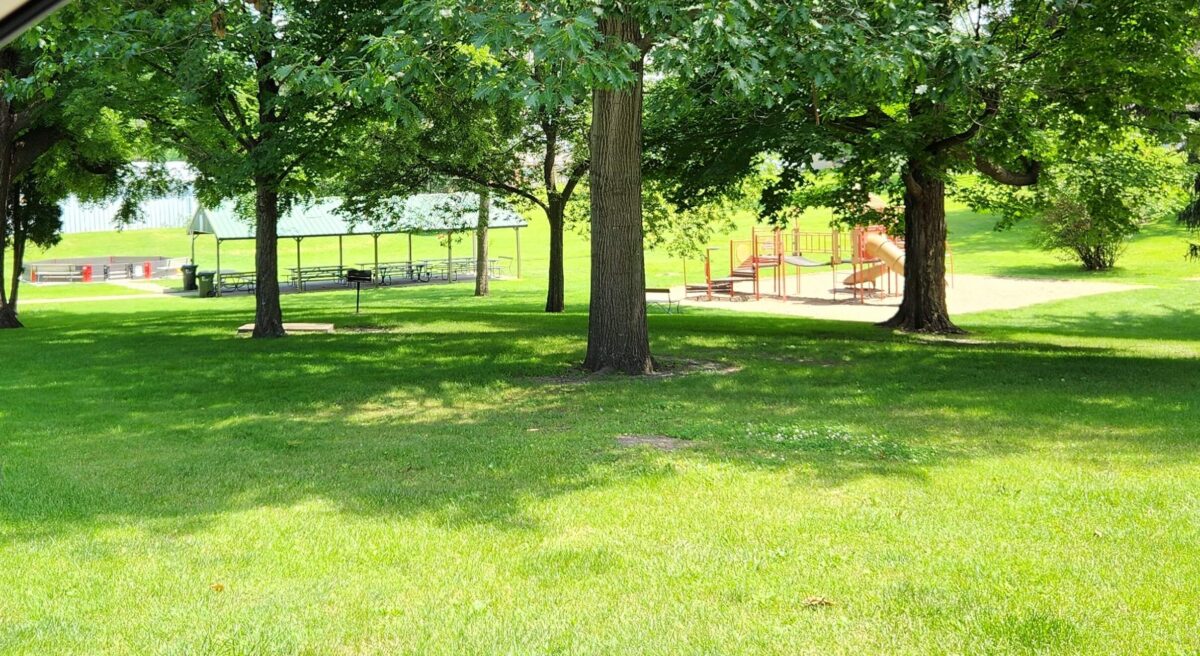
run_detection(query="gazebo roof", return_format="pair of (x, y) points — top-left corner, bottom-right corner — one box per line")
(188, 193), (528, 240)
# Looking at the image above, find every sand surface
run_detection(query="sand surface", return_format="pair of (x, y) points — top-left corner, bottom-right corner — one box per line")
(681, 272), (1144, 323)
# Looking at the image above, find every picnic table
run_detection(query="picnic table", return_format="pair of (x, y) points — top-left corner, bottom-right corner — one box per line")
(424, 257), (496, 281)
(25, 263), (87, 283)
(218, 271), (257, 293)
(360, 261), (431, 285)
(289, 265), (346, 291)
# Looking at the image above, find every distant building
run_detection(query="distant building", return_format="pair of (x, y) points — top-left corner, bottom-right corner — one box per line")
(60, 162), (197, 234)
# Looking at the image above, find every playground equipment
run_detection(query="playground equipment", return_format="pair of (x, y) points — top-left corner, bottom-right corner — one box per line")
(23, 256), (187, 283)
(688, 227), (842, 301)
(687, 222), (946, 304)
(843, 227), (906, 302)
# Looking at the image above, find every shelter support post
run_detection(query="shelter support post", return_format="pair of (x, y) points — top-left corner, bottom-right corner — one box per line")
(515, 227), (522, 279)
(373, 234), (380, 273)
(295, 237), (303, 292)
(408, 234), (413, 263)
(338, 235), (343, 274)
(191, 234), (197, 264)
(215, 238), (222, 297)
(447, 232), (453, 284)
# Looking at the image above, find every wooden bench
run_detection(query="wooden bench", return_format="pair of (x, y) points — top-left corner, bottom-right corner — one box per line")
(26, 264), (86, 283)
(646, 286), (686, 314)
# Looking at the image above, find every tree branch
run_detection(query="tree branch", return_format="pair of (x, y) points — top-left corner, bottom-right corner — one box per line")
(560, 159), (589, 204)
(901, 169), (925, 200)
(11, 98), (48, 134)
(827, 106), (894, 135)
(540, 116), (559, 196)
(425, 157), (548, 211)
(974, 155), (1041, 186)
(224, 92), (257, 146)
(211, 106), (255, 152)
(928, 94), (1000, 154)
(11, 126), (67, 176)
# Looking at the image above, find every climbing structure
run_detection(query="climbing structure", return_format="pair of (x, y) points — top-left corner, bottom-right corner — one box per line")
(688, 226), (935, 303)
(682, 192), (960, 303)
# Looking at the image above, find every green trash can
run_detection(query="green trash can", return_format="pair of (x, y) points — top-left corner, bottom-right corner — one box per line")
(196, 271), (216, 297)
(181, 264), (198, 291)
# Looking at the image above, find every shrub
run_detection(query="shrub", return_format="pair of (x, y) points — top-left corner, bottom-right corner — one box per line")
(1179, 172), (1200, 260)
(1033, 195), (1134, 271)
(965, 134), (1192, 270)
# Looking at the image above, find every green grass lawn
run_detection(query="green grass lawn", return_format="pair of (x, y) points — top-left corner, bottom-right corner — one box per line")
(2, 209), (1199, 654)
(17, 282), (150, 300)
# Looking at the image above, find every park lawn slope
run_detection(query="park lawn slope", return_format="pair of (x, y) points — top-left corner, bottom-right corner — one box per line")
(1, 280), (1198, 655)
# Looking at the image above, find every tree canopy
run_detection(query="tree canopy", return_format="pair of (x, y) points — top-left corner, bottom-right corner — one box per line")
(349, 5), (592, 312)
(650, 0), (1200, 332)
(91, 0), (384, 336)
(0, 5), (157, 328)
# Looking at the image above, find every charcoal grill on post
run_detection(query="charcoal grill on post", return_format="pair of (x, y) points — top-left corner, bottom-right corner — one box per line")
(346, 268), (373, 313)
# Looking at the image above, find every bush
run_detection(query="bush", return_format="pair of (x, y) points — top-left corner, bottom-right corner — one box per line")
(1033, 197), (1130, 270)
(965, 134), (1192, 270)
(1179, 173), (1200, 260)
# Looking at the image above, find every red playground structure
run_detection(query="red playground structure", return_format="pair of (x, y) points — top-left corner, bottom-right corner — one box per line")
(686, 224), (949, 304)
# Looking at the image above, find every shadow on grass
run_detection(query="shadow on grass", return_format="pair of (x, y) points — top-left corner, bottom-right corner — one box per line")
(975, 304), (1200, 343)
(2, 283), (1198, 544)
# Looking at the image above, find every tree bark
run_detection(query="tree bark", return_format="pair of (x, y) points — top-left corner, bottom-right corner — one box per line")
(252, 178), (286, 338)
(250, 4), (285, 339)
(0, 304), (19, 328)
(8, 181), (27, 317)
(545, 200), (565, 312)
(583, 16), (654, 374)
(0, 103), (19, 329)
(0, 185), (25, 329)
(475, 187), (490, 297)
(881, 161), (962, 334)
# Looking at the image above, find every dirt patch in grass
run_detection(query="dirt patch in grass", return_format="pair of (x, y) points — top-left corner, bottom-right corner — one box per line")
(527, 358), (741, 385)
(760, 355), (853, 367)
(340, 326), (395, 334)
(908, 334), (997, 347)
(616, 434), (696, 451)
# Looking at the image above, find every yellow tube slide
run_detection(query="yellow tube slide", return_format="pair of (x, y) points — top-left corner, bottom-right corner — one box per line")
(843, 233), (905, 285)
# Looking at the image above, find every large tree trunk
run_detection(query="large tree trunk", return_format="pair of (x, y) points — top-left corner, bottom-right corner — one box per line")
(475, 187), (490, 297)
(583, 16), (653, 374)
(0, 106), (18, 330)
(7, 184), (26, 321)
(545, 200), (565, 312)
(0, 304), (18, 328)
(252, 178), (286, 338)
(881, 162), (962, 334)
(0, 190), (24, 330)
(251, 8), (285, 340)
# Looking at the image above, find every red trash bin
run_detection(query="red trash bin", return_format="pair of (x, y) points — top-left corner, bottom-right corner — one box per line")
(81, 265), (93, 282)
(143, 261), (153, 278)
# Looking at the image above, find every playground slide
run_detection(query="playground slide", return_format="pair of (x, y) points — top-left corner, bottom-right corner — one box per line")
(843, 233), (905, 285)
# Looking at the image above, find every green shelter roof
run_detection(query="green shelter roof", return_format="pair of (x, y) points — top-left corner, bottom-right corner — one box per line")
(188, 193), (528, 240)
